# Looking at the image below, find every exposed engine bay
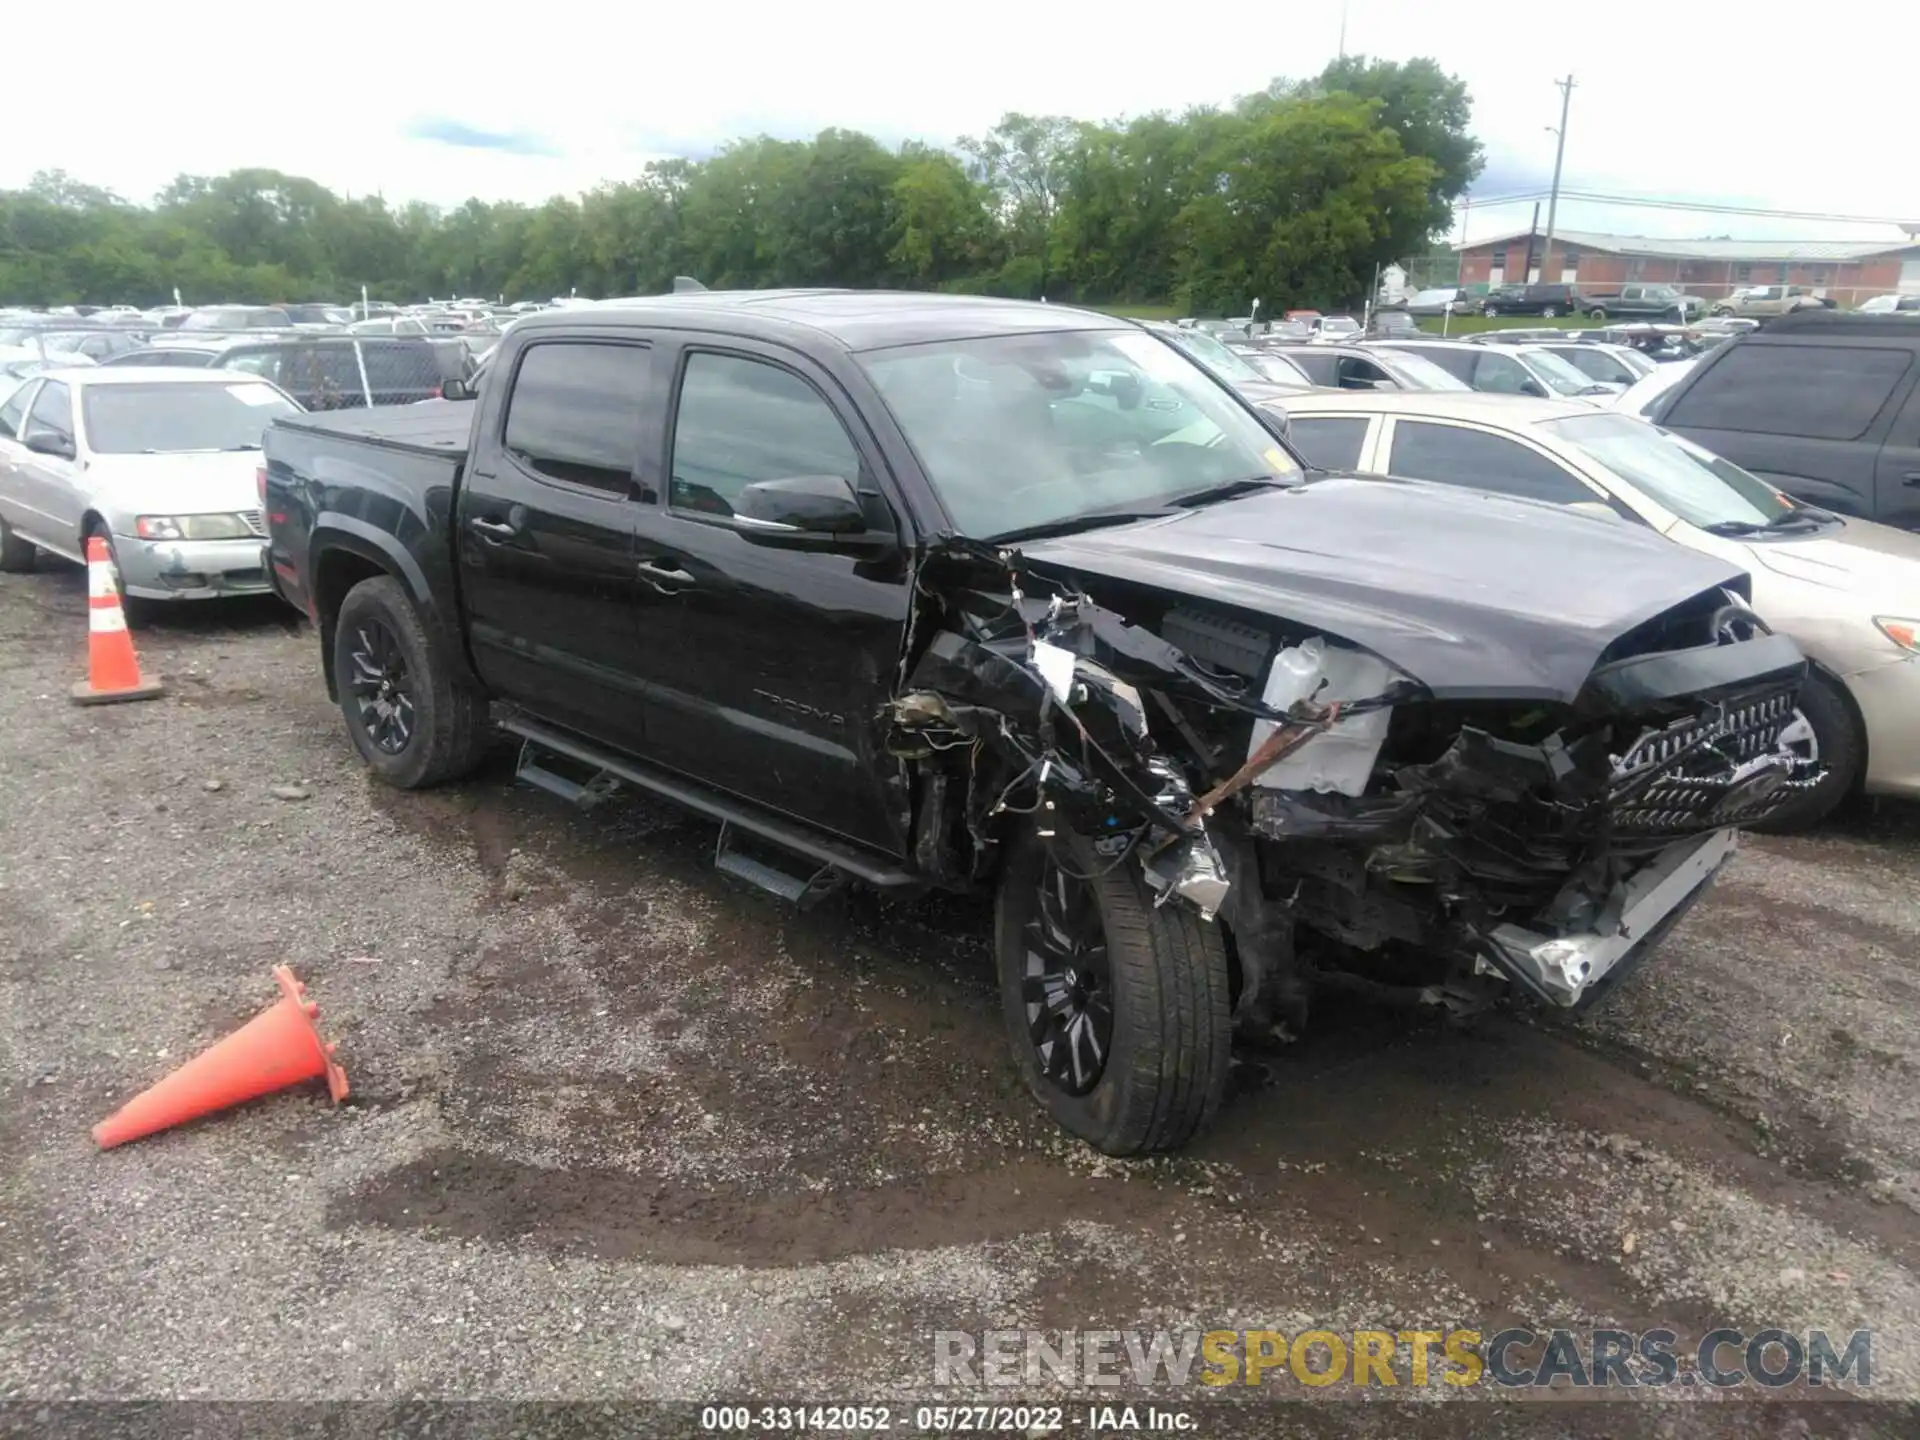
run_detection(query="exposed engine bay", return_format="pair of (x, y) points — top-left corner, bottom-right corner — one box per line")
(884, 536), (1820, 1036)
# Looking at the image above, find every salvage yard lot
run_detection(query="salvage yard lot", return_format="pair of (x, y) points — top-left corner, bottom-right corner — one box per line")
(4, 560), (1920, 1429)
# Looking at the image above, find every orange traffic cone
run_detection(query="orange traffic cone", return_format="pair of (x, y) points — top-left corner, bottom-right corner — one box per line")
(93, 965), (349, 1149)
(70, 535), (164, 705)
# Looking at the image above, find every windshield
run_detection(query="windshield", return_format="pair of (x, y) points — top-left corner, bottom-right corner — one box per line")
(1542, 412), (1798, 529)
(862, 329), (1300, 539)
(1164, 328), (1265, 383)
(1521, 347), (1608, 395)
(1320, 317), (1360, 335)
(1376, 350), (1471, 391)
(81, 381), (298, 454)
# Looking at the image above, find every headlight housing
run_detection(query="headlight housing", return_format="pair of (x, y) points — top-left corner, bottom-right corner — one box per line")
(1873, 617), (1920, 654)
(135, 514), (255, 541)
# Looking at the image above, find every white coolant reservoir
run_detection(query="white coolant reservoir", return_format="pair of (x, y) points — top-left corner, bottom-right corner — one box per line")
(1248, 636), (1398, 798)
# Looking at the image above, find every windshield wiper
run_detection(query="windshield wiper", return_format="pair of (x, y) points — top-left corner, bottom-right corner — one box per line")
(1702, 507), (1834, 538)
(985, 477), (1295, 545)
(1164, 475), (1299, 508)
(222, 443), (263, 451)
(986, 507), (1178, 545)
(1766, 505), (1834, 529)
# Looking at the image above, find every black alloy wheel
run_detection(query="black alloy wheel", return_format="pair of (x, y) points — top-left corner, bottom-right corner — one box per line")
(345, 618), (417, 755)
(1020, 851), (1115, 1097)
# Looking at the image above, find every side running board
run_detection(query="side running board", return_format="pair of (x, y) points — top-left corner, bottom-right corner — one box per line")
(497, 712), (920, 902)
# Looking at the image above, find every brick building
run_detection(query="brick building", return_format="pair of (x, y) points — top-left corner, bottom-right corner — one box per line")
(1454, 229), (1920, 306)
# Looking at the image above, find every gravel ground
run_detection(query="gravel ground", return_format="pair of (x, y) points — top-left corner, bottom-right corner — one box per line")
(4, 557), (1920, 1435)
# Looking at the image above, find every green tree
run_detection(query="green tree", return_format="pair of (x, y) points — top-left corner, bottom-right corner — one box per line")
(0, 61), (1484, 312)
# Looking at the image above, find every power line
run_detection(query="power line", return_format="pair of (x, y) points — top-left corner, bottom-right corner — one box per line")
(1461, 188), (1920, 228)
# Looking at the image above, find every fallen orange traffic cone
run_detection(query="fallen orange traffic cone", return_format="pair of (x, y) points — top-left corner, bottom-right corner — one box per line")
(70, 535), (164, 706)
(93, 965), (349, 1149)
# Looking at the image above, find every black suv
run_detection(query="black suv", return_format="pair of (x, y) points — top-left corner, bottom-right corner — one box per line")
(1651, 311), (1920, 531)
(1483, 283), (1581, 318)
(103, 337), (471, 409)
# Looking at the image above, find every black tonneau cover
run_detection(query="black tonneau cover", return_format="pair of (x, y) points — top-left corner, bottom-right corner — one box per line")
(272, 401), (471, 459)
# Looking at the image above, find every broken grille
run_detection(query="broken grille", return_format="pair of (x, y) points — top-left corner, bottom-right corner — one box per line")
(1608, 686), (1807, 835)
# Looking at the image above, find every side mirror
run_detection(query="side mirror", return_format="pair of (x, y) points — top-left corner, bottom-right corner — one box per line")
(25, 430), (75, 460)
(1520, 380), (1549, 399)
(439, 377), (473, 401)
(1257, 402), (1292, 441)
(733, 474), (895, 556)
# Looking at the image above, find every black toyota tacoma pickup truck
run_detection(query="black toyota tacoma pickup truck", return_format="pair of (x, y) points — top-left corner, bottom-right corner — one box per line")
(263, 290), (1819, 1155)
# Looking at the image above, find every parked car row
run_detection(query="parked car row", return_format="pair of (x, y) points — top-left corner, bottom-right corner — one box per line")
(1366, 282), (1913, 323)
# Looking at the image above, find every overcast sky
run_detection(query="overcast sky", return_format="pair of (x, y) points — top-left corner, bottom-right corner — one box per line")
(11, 0), (1914, 246)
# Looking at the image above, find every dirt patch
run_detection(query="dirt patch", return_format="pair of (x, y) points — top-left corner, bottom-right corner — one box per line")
(337, 1147), (1135, 1266)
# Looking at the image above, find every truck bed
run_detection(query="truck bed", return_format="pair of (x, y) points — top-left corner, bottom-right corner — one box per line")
(272, 401), (472, 461)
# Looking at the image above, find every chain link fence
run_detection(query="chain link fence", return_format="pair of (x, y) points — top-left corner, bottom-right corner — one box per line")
(218, 337), (475, 410)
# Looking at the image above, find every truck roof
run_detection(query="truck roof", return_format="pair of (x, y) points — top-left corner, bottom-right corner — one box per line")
(519, 290), (1131, 352)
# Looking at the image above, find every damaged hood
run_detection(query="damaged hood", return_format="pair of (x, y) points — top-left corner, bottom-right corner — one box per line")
(1022, 474), (1749, 703)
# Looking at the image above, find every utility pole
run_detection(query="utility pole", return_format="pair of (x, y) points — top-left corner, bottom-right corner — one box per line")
(1541, 75), (1575, 283)
(1337, 0), (1347, 59)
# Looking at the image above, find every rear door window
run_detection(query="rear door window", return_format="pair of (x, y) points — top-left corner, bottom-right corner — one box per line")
(1387, 420), (1597, 505)
(1471, 351), (1533, 394)
(1554, 348), (1636, 385)
(1397, 347), (1473, 383)
(1335, 357), (1395, 390)
(1284, 351), (1339, 386)
(362, 344), (438, 389)
(221, 349), (283, 382)
(502, 340), (652, 493)
(1665, 345), (1912, 441)
(1288, 416), (1370, 470)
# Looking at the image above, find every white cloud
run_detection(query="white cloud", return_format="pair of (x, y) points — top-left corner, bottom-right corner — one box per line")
(10, 0), (1915, 245)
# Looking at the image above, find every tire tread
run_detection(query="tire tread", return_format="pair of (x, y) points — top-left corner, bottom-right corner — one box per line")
(998, 834), (1232, 1156)
(335, 575), (488, 788)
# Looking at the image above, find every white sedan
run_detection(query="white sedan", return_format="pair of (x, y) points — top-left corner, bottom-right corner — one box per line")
(0, 367), (302, 619)
(1276, 391), (1920, 828)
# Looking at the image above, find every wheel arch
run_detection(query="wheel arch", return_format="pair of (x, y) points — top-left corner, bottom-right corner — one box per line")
(309, 519), (479, 701)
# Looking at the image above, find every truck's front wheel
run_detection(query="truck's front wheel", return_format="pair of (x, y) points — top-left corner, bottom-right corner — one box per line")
(334, 575), (489, 789)
(995, 829), (1232, 1155)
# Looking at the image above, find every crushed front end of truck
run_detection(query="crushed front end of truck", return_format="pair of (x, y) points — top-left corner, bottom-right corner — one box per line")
(886, 538), (1820, 1039)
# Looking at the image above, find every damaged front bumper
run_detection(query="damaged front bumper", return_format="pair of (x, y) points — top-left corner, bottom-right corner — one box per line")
(888, 538), (1811, 1033)
(1481, 826), (1738, 1007)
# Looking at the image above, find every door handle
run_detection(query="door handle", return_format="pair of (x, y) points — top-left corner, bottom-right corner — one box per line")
(467, 516), (517, 541)
(1903, 472), (1920, 487)
(635, 558), (695, 590)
